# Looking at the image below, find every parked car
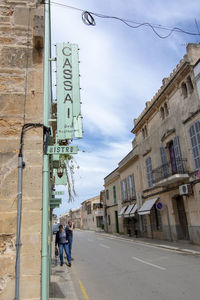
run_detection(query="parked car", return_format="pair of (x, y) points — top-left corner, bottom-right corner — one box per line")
(52, 223), (60, 234)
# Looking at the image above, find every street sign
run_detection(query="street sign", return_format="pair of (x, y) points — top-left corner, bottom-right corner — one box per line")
(54, 171), (68, 185)
(52, 191), (65, 196)
(56, 42), (83, 140)
(156, 202), (163, 210)
(47, 145), (78, 155)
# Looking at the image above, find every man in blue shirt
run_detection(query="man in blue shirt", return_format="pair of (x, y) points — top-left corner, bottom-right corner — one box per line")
(65, 221), (74, 265)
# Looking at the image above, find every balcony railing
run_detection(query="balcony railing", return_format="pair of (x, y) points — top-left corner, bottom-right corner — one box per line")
(152, 158), (188, 184)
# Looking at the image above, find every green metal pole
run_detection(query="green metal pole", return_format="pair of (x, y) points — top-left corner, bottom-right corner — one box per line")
(42, 0), (50, 299)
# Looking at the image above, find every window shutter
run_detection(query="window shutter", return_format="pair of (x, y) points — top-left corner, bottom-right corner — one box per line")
(120, 181), (124, 202)
(113, 186), (117, 204)
(146, 157), (153, 187)
(128, 174), (135, 199)
(160, 146), (169, 177)
(189, 121), (200, 170)
(124, 179), (128, 201)
(173, 136), (184, 173)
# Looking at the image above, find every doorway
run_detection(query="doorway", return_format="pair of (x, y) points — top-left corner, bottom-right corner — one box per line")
(175, 195), (189, 240)
(115, 211), (119, 233)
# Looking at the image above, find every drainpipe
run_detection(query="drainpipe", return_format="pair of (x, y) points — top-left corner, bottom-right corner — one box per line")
(41, 0), (51, 299)
(15, 155), (23, 300)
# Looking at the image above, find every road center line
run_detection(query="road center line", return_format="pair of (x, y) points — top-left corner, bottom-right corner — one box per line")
(132, 256), (166, 270)
(99, 243), (110, 249)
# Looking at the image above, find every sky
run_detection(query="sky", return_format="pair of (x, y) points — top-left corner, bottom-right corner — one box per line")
(50, 0), (200, 218)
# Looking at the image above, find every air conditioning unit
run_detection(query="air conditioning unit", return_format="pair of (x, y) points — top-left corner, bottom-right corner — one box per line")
(179, 184), (192, 195)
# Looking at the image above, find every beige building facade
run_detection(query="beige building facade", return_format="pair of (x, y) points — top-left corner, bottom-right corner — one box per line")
(81, 196), (104, 231)
(104, 168), (121, 234)
(0, 1), (44, 299)
(60, 208), (81, 229)
(104, 44), (200, 245)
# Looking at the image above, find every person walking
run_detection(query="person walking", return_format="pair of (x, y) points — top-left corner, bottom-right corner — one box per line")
(55, 224), (70, 266)
(65, 220), (74, 264)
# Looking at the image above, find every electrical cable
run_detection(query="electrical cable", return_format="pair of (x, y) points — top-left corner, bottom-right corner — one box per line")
(82, 11), (200, 39)
(47, 1), (200, 39)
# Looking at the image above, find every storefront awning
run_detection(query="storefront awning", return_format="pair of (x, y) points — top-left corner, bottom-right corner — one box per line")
(124, 204), (135, 218)
(130, 204), (138, 217)
(138, 198), (159, 215)
(118, 206), (128, 217)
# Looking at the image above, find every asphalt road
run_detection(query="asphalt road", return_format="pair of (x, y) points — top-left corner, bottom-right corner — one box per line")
(70, 230), (200, 300)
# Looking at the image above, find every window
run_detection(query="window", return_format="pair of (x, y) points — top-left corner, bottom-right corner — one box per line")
(121, 179), (128, 202)
(87, 204), (91, 215)
(144, 125), (148, 137)
(181, 82), (188, 98)
(113, 185), (117, 204)
(150, 206), (162, 231)
(106, 189), (109, 200)
(160, 146), (169, 177)
(164, 102), (169, 116)
(146, 157), (153, 188)
(189, 120), (200, 170)
(128, 174), (135, 199)
(160, 102), (169, 120)
(142, 125), (148, 139)
(187, 76), (194, 94)
(160, 107), (165, 120)
(140, 215), (147, 232)
(93, 203), (102, 209)
(168, 136), (185, 174)
(96, 216), (103, 228)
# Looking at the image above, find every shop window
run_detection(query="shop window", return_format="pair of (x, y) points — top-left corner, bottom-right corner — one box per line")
(140, 215), (147, 232)
(150, 206), (162, 231)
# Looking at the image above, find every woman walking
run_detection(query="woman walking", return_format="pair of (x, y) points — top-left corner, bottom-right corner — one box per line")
(55, 224), (70, 266)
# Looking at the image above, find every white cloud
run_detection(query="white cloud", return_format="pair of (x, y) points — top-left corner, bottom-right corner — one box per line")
(51, 0), (200, 216)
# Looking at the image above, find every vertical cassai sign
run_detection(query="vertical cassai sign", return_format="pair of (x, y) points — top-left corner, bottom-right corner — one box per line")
(56, 43), (83, 141)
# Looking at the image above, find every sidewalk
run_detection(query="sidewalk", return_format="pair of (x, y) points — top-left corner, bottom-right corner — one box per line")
(49, 237), (78, 300)
(99, 231), (200, 255)
(49, 257), (78, 300)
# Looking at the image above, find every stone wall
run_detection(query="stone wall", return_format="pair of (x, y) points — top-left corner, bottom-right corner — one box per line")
(0, 1), (44, 299)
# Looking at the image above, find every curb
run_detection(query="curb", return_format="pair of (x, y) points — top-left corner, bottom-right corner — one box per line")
(97, 232), (200, 256)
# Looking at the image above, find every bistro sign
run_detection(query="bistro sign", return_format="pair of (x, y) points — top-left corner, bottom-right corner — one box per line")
(47, 145), (78, 155)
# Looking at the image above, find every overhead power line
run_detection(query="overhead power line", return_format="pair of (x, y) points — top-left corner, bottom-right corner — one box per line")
(49, 1), (200, 39)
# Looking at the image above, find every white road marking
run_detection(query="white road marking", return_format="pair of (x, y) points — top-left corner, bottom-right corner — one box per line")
(87, 238), (93, 242)
(99, 243), (110, 249)
(132, 256), (166, 270)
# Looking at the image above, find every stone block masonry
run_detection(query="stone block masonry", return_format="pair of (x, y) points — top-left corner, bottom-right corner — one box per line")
(0, 1), (44, 299)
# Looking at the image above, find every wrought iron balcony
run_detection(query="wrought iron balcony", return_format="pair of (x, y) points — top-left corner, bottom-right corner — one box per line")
(152, 159), (189, 187)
